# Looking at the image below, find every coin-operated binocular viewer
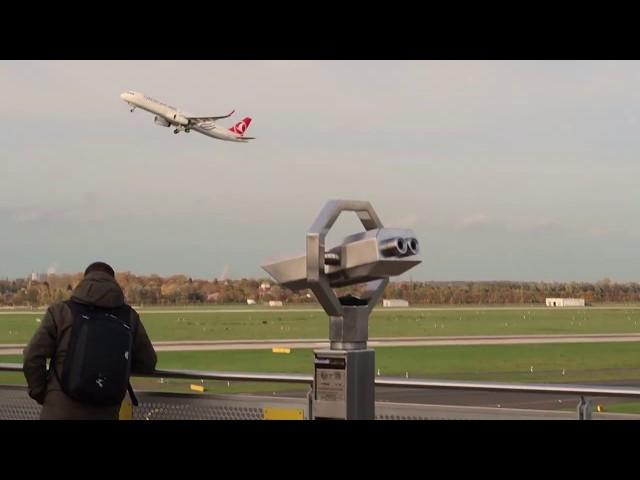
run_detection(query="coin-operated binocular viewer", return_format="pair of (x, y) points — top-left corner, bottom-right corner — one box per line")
(262, 200), (421, 419)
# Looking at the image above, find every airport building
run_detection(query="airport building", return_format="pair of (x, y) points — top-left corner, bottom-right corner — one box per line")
(383, 299), (409, 307)
(545, 298), (585, 307)
(268, 300), (283, 307)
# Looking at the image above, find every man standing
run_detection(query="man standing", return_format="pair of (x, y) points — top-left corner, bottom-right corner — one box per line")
(23, 262), (157, 419)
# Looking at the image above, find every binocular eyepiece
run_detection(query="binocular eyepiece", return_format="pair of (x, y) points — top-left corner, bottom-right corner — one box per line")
(379, 237), (420, 257)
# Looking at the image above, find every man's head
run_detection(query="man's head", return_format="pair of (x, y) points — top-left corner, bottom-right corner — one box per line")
(84, 262), (115, 278)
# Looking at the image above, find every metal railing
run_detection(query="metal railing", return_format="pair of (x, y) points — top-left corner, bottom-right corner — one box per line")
(5, 362), (640, 398)
(374, 377), (640, 398)
(0, 363), (313, 384)
(3, 362), (640, 420)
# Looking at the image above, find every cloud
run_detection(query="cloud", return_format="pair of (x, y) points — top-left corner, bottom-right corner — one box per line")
(393, 213), (420, 228)
(459, 213), (494, 229)
(586, 226), (610, 238)
(509, 219), (561, 233)
(2, 201), (110, 224)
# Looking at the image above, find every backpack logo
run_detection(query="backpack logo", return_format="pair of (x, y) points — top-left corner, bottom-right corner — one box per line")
(124, 351), (129, 360)
(96, 378), (105, 388)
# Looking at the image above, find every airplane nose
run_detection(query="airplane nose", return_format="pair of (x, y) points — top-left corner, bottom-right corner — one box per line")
(120, 92), (127, 100)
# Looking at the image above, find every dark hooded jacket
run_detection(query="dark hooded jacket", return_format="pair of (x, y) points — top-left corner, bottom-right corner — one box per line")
(22, 271), (157, 420)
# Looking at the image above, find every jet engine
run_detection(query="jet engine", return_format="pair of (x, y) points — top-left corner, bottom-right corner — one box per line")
(170, 113), (189, 126)
(154, 116), (170, 127)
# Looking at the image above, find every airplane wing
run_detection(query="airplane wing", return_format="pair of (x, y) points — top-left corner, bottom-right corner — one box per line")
(184, 110), (235, 122)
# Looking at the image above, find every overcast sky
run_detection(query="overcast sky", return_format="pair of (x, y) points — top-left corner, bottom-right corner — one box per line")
(2, 60), (640, 282)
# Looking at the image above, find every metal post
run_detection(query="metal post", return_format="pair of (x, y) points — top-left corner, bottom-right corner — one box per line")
(313, 305), (375, 419)
(577, 396), (593, 420)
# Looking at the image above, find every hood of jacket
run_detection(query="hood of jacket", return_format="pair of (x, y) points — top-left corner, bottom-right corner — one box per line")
(70, 271), (125, 308)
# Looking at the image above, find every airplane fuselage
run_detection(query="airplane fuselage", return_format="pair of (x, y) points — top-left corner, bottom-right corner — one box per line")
(120, 91), (249, 142)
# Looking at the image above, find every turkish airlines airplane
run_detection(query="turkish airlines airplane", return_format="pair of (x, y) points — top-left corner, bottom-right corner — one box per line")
(120, 90), (254, 143)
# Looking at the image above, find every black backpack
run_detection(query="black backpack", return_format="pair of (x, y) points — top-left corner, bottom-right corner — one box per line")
(51, 300), (138, 407)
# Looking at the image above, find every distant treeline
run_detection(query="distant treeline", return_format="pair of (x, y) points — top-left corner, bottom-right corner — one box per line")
(0, 274), (637, 307)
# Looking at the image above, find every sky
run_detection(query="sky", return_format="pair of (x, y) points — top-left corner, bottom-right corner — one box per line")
(2, 60), (640, 282)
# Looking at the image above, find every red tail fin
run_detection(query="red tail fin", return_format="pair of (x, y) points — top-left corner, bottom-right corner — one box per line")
(229, 117), (252, 136)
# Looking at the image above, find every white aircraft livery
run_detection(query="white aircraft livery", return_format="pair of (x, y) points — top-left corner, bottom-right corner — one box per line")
(120, 91), (254, 143)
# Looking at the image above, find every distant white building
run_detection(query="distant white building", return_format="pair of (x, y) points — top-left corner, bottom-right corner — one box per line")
(260, 282), (271, 291)
(268, 300), (283, 307)
(246, 299), (256, 305)
(30, 272), (46, 282)
(383, 299), (409, 308)
(546, 298), (585, 307)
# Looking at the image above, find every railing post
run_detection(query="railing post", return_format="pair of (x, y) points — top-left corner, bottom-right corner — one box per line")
(307, 385), (313, 420)
(577, 396), (593, 420)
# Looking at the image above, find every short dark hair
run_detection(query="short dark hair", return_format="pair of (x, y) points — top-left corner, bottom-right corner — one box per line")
(84, 262), (115, 277)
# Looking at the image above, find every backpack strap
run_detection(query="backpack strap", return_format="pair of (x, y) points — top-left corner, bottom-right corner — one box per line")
(127, 383), (139, 407)
(100, 303), (138, 407)
(119, 304), (139, 407)
(47, 299), (83, 385)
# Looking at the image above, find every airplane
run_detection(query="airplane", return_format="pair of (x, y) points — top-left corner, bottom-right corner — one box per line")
(119, 90), (254, 143)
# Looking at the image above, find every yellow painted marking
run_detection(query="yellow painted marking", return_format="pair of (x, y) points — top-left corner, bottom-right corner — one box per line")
(264, 407), (304, 420)
(190, 384), (206, 392)
(272, 347), (291, 354)
(119, 399), (133, 420)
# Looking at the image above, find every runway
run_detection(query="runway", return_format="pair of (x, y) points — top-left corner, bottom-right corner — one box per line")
(2, 333), (640, 355)
(4, 305), (640, 315)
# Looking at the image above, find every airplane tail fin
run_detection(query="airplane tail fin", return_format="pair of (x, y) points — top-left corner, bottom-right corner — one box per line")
(229, 117), (252, 136)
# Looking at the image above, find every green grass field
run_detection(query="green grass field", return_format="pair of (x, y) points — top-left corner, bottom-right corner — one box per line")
(4, 341), (640, 412)
(4, 305), (640, 413)
(3, 306), (640, 344)
(3, 341), (640, 389)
